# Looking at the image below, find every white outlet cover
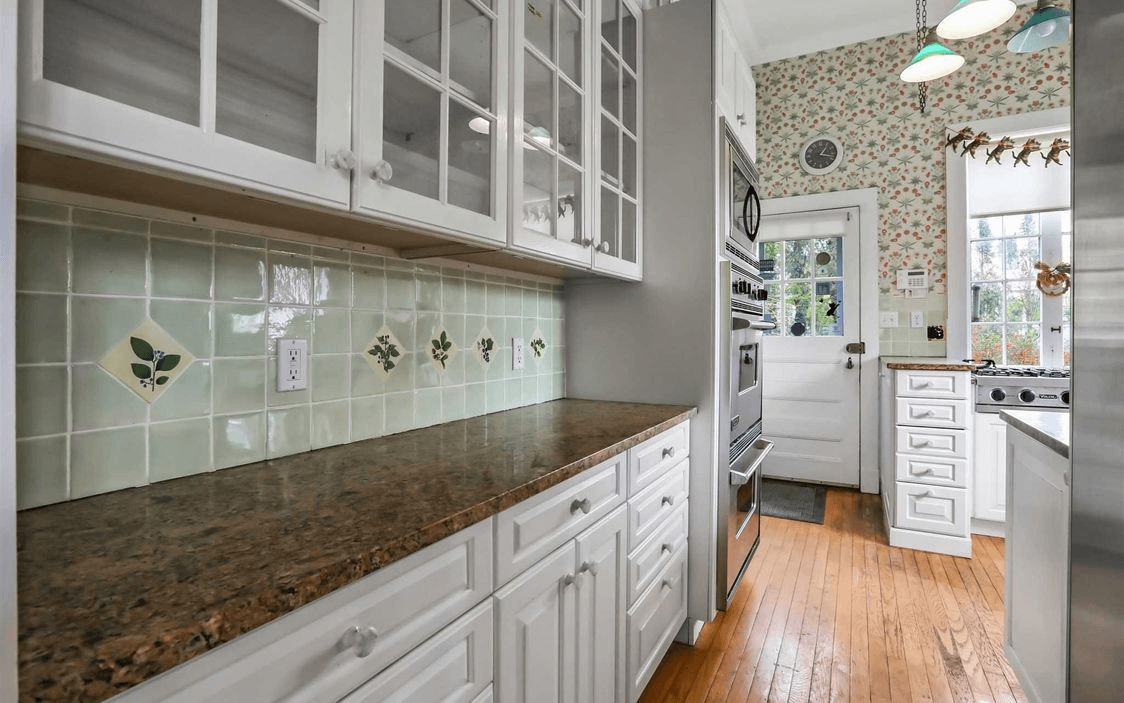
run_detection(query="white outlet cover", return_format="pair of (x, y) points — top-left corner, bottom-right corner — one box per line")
(512, 337), (525, 370)
(910, 311), (925, 329)
(880, 311), (899, 328)
(277, 338), (308, 391)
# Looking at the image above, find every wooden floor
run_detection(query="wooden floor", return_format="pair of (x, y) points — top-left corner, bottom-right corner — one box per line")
(639, 488), (1026, 703)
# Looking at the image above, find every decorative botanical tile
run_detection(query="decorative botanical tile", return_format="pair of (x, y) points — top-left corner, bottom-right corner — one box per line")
(98, 318), (195, 403)
(474, 326), (497, 369)
(428, 329), (458, 373)
(529, 328), (547, 365)
(364, 324), (405, 377)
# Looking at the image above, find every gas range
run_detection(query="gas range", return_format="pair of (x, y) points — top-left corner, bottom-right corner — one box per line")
(974, 366), (1071, 413)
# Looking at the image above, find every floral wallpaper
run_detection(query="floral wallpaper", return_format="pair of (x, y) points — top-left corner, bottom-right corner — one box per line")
(753, 2), (1071, 314)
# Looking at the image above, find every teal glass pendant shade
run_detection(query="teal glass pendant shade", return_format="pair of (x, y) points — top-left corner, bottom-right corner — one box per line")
(936, 0), (1017, 40)
(900, 31), (966, 83)
(1007, 0), (1071, 53)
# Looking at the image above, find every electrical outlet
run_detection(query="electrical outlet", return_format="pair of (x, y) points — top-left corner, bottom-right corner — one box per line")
(276, 338), (308, 392)
(512, 337), (525, 370)
(910, 311), (924, 329)
(880, 311), (899, 328)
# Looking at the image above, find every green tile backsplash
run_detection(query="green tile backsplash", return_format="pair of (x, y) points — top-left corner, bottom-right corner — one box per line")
(13, 195), (567, 510)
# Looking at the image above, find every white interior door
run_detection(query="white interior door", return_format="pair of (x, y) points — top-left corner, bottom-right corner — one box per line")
(758, 207), (862, 486)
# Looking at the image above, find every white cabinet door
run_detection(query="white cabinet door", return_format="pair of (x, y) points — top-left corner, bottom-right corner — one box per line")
(353, 0), (508, 244)
(733, 53), (755, 160)
(19, 0), (355, 208)
(592, 0), (642, 280)
(575, 505), (627, 703)
(973, 412), (1008, 522)
(714, 0), (736, 121)
(510, 0), (595, 268)
(495, 542), (578, 703)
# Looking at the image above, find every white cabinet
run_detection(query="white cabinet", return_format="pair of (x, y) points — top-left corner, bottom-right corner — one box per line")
(626, 544), (687, 701)
(353, 0), (509, 243)
(732, 54), (755, 160)
(574, 505), (628, 703)
(19, 0), (356, 208)
(713, 0), (755, 161)
(973, 411), (1008, 524)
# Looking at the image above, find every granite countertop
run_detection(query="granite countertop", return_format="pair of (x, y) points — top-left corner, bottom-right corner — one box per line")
(17, 399), (695, 703)
(882, 357), (979, 372)
(1000, 409), (1071, 458)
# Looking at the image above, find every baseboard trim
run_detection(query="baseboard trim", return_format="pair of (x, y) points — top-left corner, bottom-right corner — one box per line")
(971, 518), (1006, 538)
(887, 524), (973, 558)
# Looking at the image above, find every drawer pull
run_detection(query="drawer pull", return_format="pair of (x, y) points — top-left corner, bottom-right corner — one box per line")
(913, 440), (932, 448)
(916, 381), (932, 388)
(662, 447), (676, 459)
(579, 560), (599, 577)
(916, 410), (935, 417)
(915, 468), (934, 475)
(916, 490), (933, 498)
(661, 580), (673, 592)
(340, 625), (379, 658)
(571, 498), (592, 515)
(661, 543), (673, 554)
(662, 495), (676, 507)
(562, 573), (577, 587)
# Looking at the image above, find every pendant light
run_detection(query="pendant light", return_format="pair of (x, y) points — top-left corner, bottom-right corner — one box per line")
(900, 29), (966, 83)
(1007, 0), (1071, 53)
(936, 0), (1017, 40)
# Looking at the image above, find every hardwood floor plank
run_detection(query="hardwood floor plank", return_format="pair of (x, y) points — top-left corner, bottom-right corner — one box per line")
(913, 549), (976, 703)
(829, 521), (853, 703)
(847, 531), (871, 703)
(900, 550), (955, 703)
(927, 553), (996, 703)
(864, 540), (892, 703)
(889, 548), (934, 703)
(765, 525), (824, 703)
(786, 517), (832, 703)
(805, 530), (840, 703)
(941, 555), (1018, 703)
(876, 544), (913, 703)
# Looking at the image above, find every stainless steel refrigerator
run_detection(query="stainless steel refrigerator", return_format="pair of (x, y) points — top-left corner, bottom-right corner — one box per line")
(1070, 2), (1124, 700)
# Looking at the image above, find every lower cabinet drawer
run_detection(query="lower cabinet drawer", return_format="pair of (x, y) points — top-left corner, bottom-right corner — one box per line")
(628, 459), (689, 551)
(895, 396), (970, 429)
(338, 600), (492, 703)
(895, 483), (969, 537)
(895, 453), (969, 489)
(895, 425), (970, 460)
(628, 421), (690, 496)
(627, 501), (688, 605)
(627, 545), (688, 703)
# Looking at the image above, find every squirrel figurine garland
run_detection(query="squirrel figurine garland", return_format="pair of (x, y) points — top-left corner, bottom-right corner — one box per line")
(946, 128), (1070, 167)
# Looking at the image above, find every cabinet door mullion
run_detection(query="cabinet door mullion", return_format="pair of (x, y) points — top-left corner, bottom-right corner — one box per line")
(200, 0), (218, 134)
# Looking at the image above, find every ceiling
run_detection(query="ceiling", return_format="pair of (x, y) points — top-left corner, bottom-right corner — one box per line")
(720, 0), (1039, 66)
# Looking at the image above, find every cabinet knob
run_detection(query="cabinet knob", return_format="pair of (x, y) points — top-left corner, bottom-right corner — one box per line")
(371, 160), (394, 183)
(328, 148), (357, 172)
(562, 574), (577, 587)
(581, 237), (594, 248)
(662, 447), (676, 459)
(340, 625), (379, 658)
(736, 113), (747, 125)
(914, 440), (931, 448)
(661, 543), (673, 554)
(579, 560), (599, 577)
(917, 410), (935, 417)
(597, 241), (610, 253)
(662, 495), (676, 507)
(571, 497), (592, 514)
(661, 580), (673, 592)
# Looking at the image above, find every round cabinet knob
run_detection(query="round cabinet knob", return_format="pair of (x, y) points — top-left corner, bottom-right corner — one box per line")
(371, 160), (394, 183)
(989, 388), (1007, 402)
(1061, 390), (1070, 405)
(328, 149), (357, 171)
(581, 237), (594, 248)
(341, 625), (379, 658)
(1019, 389), (1036, 403)
(571, 497), (592, 514)
(662, 447), (675, 459)
(662, 495), (676, 506)
(598, 241), (610, 254)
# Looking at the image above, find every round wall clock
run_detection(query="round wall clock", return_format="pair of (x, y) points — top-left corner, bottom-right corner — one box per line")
(799, 136), (844, 176)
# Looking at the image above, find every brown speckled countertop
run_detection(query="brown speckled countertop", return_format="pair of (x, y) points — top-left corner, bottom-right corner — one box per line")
(882, 357), (979, 371)
(17, 399), (694, 703)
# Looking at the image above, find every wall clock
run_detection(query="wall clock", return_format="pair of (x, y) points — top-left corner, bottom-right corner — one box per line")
(799, 136), (844, 176)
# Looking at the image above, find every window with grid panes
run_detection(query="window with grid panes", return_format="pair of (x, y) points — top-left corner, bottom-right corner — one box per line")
(758, 237), (845, 337)
(597, 0), (639, 262)
(968, 209), (1072, 366)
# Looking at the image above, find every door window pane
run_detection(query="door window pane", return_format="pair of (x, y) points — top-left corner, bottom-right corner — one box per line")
(217, 0), (318, 161)
(815, 281), (844, 336)
(386, 0), (442, 73)
(522, 145), (554, 237)
(973, 216), (1002, 238)
(448, 100), (493, 216)
(814, 238), (843, 277)
(559, 161), (583, 244)
(383, 64), (441, 199)
(783, 282), (812, 337)
(784, 240), (811, 279)
(760, 242), (781, 281)
(525, 0), (554, 58)
(621, 198), (637, 263)
(44, 0), (201, 125)
(559, 2), (582, 83)
(1005, 213), (1040, 237)
(763, 283), (782, 334)
(450, 0), (493, 110)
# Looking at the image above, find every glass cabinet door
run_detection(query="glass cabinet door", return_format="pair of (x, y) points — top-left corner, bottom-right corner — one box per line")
(355, 0), (507, 243)
(593, 0), (640, 278)
(511, 0), (593, 263)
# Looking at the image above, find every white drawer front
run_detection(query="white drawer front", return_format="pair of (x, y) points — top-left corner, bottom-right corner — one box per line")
(339, 600), (492, 703)
(895, 453), (969, 489)
(895, 484), (969, 537)
(628, 421), (690, 496)
(128, 520), (493, 703)
(896, 397), (970, 429)
(627, 545), (688, 703)
(896, 370), (970, 399)
(896, 426), (970, 460)
(627, 501), (688, 605)
(495, 454), (626, 586)
(628, 459), (689, 551)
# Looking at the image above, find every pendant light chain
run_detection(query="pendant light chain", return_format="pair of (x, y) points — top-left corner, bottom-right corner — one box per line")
(915, 0), (929, 112)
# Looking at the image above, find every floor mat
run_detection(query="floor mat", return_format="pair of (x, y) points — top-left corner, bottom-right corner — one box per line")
(760, 478), (827, 524)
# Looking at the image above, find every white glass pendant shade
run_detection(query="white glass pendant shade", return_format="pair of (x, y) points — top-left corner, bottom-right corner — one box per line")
(936, 0), (1018, 40)
(900, 32), (966, 83)
(1008, 0), (1071, 53)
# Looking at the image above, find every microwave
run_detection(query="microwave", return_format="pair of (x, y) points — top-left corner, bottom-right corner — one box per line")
(721, 119), (761, 261)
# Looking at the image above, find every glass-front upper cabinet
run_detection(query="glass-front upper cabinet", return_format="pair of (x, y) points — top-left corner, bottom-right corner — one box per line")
(594, 0), (641, 279)
(509, 0), (594, 265)
(354, 0), (508, 244)
(18, 0), (356, 208)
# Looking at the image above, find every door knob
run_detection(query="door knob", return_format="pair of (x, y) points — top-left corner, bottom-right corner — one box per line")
(846, 356), (854, 369)
(371, 160), (394, 183)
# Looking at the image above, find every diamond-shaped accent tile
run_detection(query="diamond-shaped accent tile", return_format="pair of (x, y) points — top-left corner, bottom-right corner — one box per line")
(99, 318), (195, 403)
(473, 326), (496, 369)
(363, 324), (405, 377)
(428, 329), (459, 374)
(529, 328), (547, 365)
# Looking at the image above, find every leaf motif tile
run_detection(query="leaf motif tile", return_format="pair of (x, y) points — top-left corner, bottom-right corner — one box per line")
(473, 326), (496, 369)
(428, 329), (459, 374)
(529, 328), (547, 365)
(98, 318), (195, 404)
(363, 324), (406, 378)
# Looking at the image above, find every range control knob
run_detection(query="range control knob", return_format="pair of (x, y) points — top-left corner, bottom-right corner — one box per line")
(989, 388), (1007, 402)
(1019, 389), (1036, 403)
(1061, 390), (1071, 405)
(755, 288), (769, 301)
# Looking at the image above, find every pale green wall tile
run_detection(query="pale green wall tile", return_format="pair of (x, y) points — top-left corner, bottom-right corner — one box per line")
(16, 220), (69, 292)
(267, 356), (310, 407)
(414, 352), (441, 390)
(269, 240), (311, 256)
(216, 230), (265, 248)
(414, 388), (442, 428)
(311, 355), (349, 401)
(312, 246), (349, 263)
(353, 266), (386, 309)
(350, 310), (383, 353)
(151, 239), (213, 299)
(151, 361), (211, 421)
(149, 418), (212, 482)
(267, 307), (311, 354)
(350, 395), (384, 441)
(72, 365), (146, 431)
(416, 275), (442, 311)
(505, 379), (521, 408)
(444, 278), (466, 313)
(505, 285), (522, 316)
(16, 436), (68, 510)
(151, 300), (213, 359)
(383, 353), (415, 393)
(269, 255), (312, 305)
(268, 406), (311, 458)
(386, 270), (416, 309)
(16, 366), (68, 438)
(465, 279), (486, 314)
(464, 383), (486, 417)
(484, 380), (505, 413)
(215, 246), (267, 301)
(312, 308), (349, 354)
(415, 311), (442, 351)
(70, 427), (146, 499)
(311, 401), (349, 449)
(71, 297), (144, 362)
(384, 392), (414, 434)
(214, 303), (266, 357)
(314, 261), (352, 306)
(72, 228), (147, 295)
(350, 354), (385, 397)
(16, 293), (67, 364)
(442, 386), (466, 423)
(150, 220), (212, 243)
(384, 310), (416, 353)
(213, 412), (266, 469)
(17, 199), (69, 222)
(486, 283), (505, 315)
(72, 208), (147, 233)
(213, 358), (265, 414)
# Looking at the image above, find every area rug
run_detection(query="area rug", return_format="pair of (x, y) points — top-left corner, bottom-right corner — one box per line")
(760, 478), (827, 524)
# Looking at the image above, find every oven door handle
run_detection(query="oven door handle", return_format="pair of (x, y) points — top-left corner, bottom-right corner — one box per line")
(749, 321), (777, 331)
(730, 439), (774, 486)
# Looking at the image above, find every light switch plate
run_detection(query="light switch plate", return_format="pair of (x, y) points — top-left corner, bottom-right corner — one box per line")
(277, 338), (308, 391)
(910, 311), (924, 329)
(880, 311), (899, 328)
(512, 337), (525, 370)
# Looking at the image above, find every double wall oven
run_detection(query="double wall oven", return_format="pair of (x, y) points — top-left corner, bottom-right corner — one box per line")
(717, 120), (774, 609)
